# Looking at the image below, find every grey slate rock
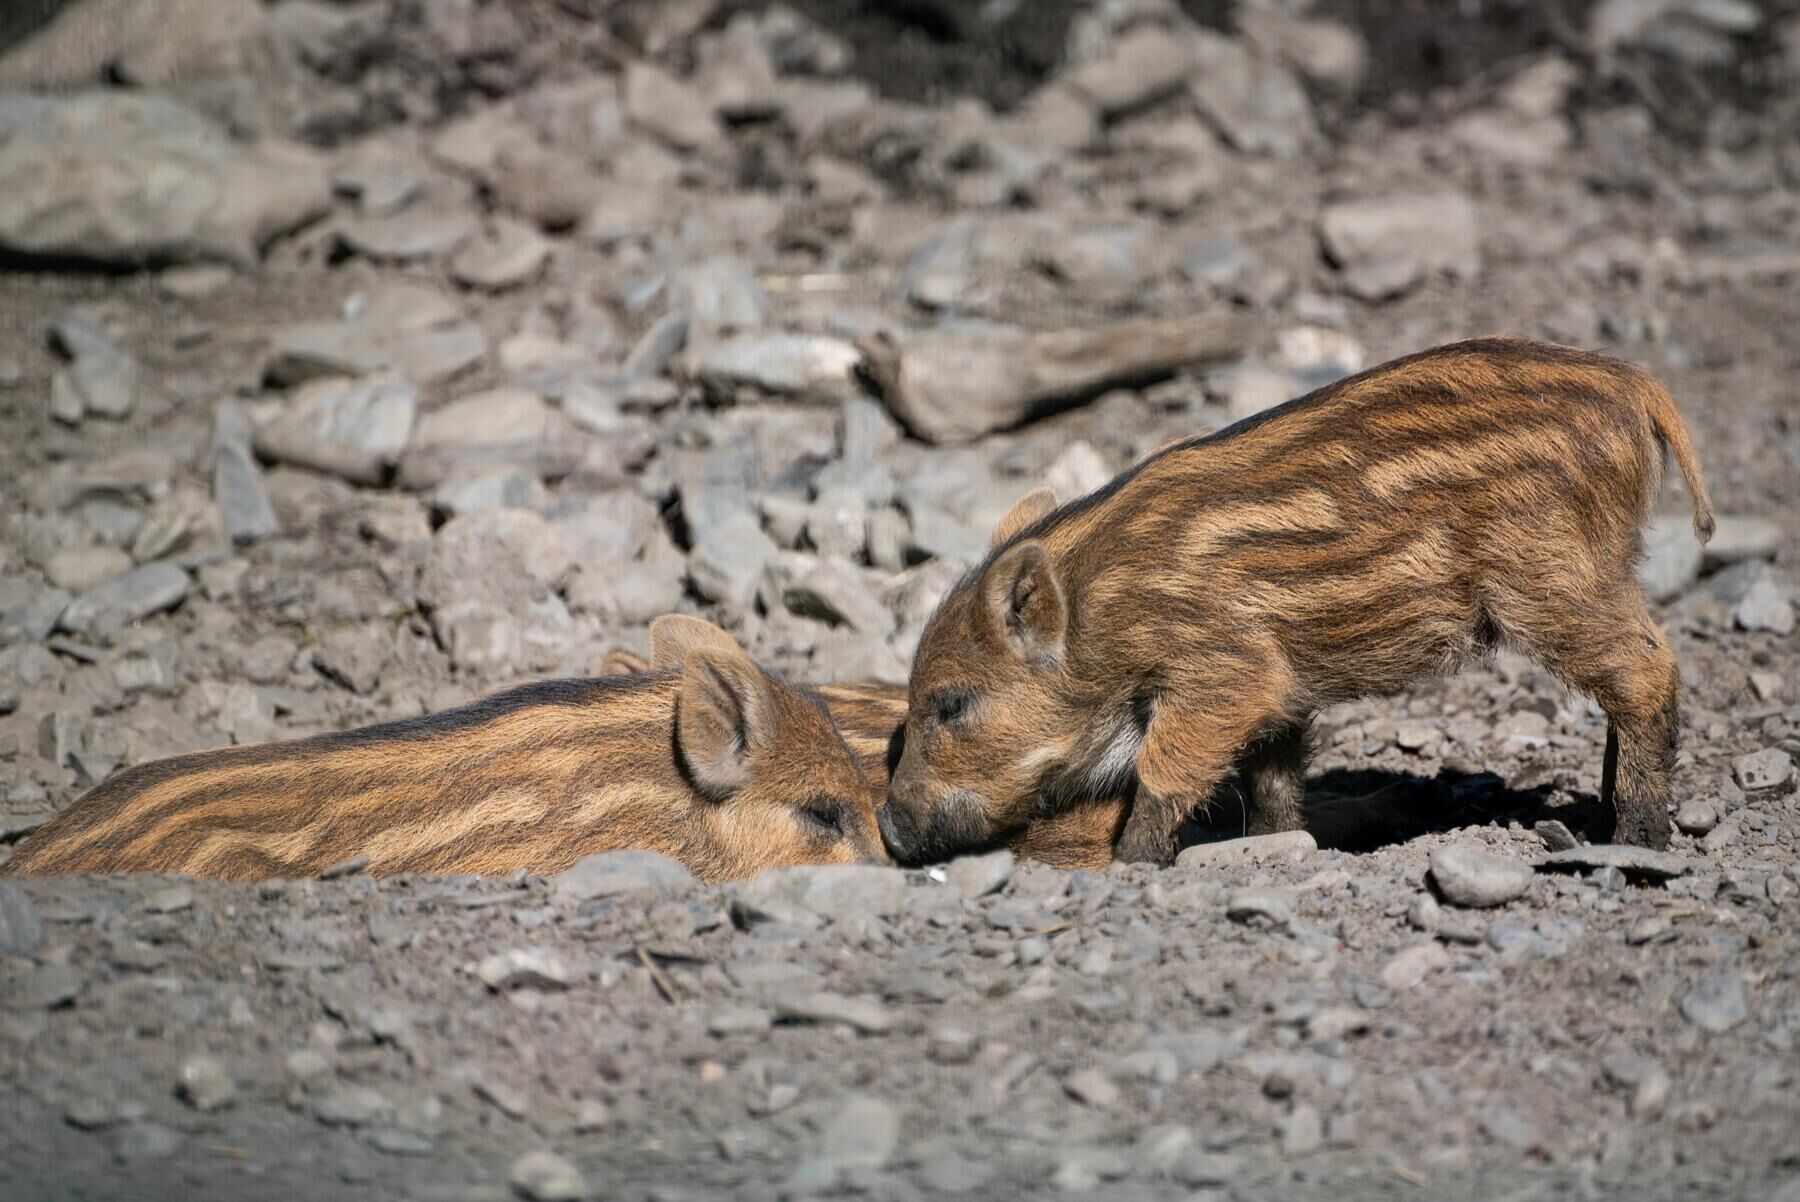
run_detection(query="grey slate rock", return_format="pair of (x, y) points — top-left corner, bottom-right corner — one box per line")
(1428, 844), (1535, 908)
(1679, 969), (1750, 1034)
(0, 882), (45, 956)
(945, 849), (1014, 899)
(1734, 748), (1794, 792)
(551, 850), (697, 901)
(212, 400), (279, 543)
(57, 563), (189, 638)
(1535, 844), (1696, 881)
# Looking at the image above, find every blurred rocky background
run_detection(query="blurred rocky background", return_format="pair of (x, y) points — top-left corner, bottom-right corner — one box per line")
(0, 1), (1797, 1199)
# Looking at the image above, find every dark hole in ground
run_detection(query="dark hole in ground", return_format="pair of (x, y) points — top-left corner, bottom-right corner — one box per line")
(1181, 766), (1575, 855)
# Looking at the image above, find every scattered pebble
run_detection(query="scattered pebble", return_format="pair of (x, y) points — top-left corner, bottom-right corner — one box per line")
(510, 1150), (587, 1202)
(945, 849), (1014, 899)
(774, 992), (895, 1034)
(1734, 749), (1795, 793)
(174, 1055), (235, 1112)
(820, 1095), (900, 1170)
(477, 948), (577, 993)
(1428, 843), (1535, 908)
(1679, 970), (1750, 1034)
(1062, 1067), (1120, 1109)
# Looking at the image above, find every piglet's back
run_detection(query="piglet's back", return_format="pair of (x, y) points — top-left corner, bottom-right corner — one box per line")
(1040, 337), (1709, 692)
(2, 675), (685, 881)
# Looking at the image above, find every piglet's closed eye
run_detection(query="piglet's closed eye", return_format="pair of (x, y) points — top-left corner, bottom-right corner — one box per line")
(676, 649), (776, 799)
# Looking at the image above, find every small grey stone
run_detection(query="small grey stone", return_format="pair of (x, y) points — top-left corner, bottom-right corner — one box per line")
(143, 884), (193, 914)
(551, 850), (696, 901)
(1536, 845), (1696, 881)
(1176, 830), (1316, 870)
(1063, 1067), (1120, 1109)
(1379, 943), (1449, 991)
(776, 556), (892, 635)
(688, 511), (779, 615)
(775, 992), (894, 1035)
(1630, 1067), (1673, 1119)
(1734, 748), (1795, 793)
(338, 210), (475, 262)
(175, 1055), (235, 1111)
(927, 1026), (979, 1065)
(475, 1078), (534, 1119)
(691, 333), (861, 404)
(57, 563), (189, 638)
(1627, 914), (1669, 944)
(1481, 1105), (1537, 1150)
(1429, 844), (1534, 908)
(1679, 969), (1749, 1034)
(1172, 1148), (1235, 1188)
(365, 1129), (435, 1156)
(1051, 1146), (1130, 1191)
(1674, 799), (1719, 835)
(0, 883), (46, 956)
(14, 962), (83, 1009)
(671, 257), (766, 331)
(1637, 513), (1704, 602)
(1282, 1103), (1324, 1156)
(1749, 671), (1784, 702)
(319, 853), (370, 879)
(945, 850), (1014, 899)
(707, 1007), (773, 1037)
(918, 1147), (993, 1194)
(622, 313), (689, 378)
(1318, 191), (1480, 299)
(312, 1085), (392, 1127)
(451, 217), (551, 291)
(254, 374), (417, 485)
(477, 948), (576, 992)
(1702, 514), (1782, 568)
(1129, 1124), (1196, 1175)
(733, 864), (905, 928)
(1734, 578), (1795, 634)
(510, 1150), (587, 1201)
(1226, 889), (1295, 931)
(820, 1095), (900, 1170)
(45, 545), (132, 593)
(114, 1121), (182, 1162)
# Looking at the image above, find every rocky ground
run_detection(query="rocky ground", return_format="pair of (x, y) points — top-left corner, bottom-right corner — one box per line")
(1, 0), (1798, 1198)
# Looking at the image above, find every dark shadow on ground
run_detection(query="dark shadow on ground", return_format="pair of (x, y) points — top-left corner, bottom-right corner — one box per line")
(1177, 766), (1589, 856)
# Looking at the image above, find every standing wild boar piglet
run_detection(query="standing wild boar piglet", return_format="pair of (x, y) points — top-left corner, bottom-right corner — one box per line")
(4, 618), (886, 882)
(883, 338), (1715, 865)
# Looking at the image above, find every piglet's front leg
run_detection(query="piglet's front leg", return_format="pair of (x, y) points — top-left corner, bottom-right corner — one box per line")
(1117, 701), (1267, 865)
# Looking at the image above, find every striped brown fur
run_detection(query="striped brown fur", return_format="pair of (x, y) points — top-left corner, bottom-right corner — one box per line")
(884, 337), (1715, 865)
(631, 637), (1123, 868)
(3, 620), (885, 882)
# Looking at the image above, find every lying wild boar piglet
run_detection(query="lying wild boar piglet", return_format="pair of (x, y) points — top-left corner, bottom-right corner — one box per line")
(5, 619), (885, 882)
(884, 337), (1715, 865)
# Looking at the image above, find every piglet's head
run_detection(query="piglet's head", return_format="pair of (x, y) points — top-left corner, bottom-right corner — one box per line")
(650, 615), (890, 874)
(883, 488), (1089, 865)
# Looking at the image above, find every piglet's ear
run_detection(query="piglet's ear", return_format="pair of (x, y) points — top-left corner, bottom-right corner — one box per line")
(649, 614), (744, 671)
(981, 540), (1066, 664)
(675, 647), (777, 800)
(599, 649), (650, 676)
(988, 487), (1058, 550)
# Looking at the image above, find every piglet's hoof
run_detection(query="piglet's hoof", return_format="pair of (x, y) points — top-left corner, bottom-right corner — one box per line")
(1114, 829), (1176, 867)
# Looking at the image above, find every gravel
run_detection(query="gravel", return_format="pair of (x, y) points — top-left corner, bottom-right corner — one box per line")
(0, 4), (1796, 1200)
